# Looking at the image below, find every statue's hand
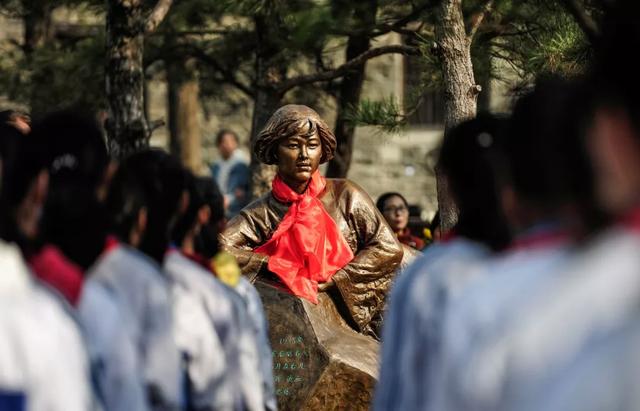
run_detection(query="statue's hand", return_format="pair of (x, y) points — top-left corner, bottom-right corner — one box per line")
(318, 279), (335, 292)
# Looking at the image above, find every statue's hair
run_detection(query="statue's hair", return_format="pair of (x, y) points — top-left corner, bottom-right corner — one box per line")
(254, 104), (336, 165)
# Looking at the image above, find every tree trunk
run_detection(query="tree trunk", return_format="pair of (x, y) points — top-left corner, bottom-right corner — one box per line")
(249, 87), (281, 198)
(23, 0), (53, 116)
(435, 0), (480, 231)
(167, 57), (202, 173)
(105, 0), (149, 159)
(249, 15), (286, 199)
(326, 0), (378, 179)
(23, 0), (52, 54)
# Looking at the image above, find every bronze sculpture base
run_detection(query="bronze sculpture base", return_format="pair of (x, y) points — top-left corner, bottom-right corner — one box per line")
(256, 280), (379, 411)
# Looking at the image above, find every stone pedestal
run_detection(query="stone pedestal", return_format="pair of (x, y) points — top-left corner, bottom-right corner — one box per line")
(255, 280), (379, 411)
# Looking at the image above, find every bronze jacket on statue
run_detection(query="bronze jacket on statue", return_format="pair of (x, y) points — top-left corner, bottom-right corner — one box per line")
(220, 178), (403, 336)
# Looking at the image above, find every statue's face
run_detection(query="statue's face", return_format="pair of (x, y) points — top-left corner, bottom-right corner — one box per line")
(276, 130), (322, 186)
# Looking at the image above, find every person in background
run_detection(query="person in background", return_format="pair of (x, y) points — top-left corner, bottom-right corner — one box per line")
(374, 113), (511, 411)
(169, 170), (255, 410)
(193, 176), (277, 411)
(0, 109), (30, 134)
(0, 123), (95, 410)
(95, 149), (183, 410)
(30, 110), (148, 411)
(210, 129), (249, 218)
(491, 3), (640, 410)
(377, 192), (425, 250)
(435, 78), (598, 411)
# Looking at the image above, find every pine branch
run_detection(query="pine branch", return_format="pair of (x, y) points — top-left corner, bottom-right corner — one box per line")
(276, 44), (419, 93)
(145, 0), (173, 34)
(185, 45), (255, 98)
(560, 0), (599, 44)
(371, 0), (434, 37)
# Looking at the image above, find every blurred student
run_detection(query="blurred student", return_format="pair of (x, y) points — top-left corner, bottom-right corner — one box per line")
(377, 192), (424, 250)
(30, 111), (148, 411)
(168, 170), (242, 410)
(435, 78), (598, 411)
(193, 176), (277, 411)
(0, 123), (94, 410)
(210, 129), (249, 218)
(96, 149), (183, 410)
(374, 114), (511, 411)
(497, 3), (640, 410)
(170, 171), (267, 411)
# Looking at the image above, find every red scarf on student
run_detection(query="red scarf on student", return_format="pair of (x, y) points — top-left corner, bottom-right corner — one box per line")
(255, 171), (354, 303)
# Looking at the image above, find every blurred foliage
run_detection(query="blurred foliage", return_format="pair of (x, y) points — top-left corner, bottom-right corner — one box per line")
(0, 35), (105, 114)
(347, 0), (600, 131)
(345, 96), (405, 134)
(0, 0), (601, 126)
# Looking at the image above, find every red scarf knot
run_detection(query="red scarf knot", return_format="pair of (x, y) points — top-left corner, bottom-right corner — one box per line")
(255, 171), (354, 303)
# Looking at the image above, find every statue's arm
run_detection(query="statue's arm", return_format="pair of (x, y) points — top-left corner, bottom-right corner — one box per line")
(220, 211), (269, 282)
(331, 181), (403, 334)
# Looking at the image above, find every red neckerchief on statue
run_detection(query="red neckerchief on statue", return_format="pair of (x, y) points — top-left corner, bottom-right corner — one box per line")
(255, 170), (354, 304)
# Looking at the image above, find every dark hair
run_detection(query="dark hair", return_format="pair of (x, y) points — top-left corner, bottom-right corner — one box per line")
(437, 113), (511, 250)
(254, 105), (336, 165)
(171, 171), (200, 246)
(505, 77), (597, 226)
(215, 129), (238, 146)
(376, 192), (409, 213)
(107, 149), (187, 264)
(30, 110), (108, 187)
(0, 124), (48, 248)
(29, 110), (111, 270)
(0, 109), (29, 125)
(430, 211), (440, 232)
(196, 176), (224, 225)
(194, 176), (224, 258)
(172, 173), (224, 259)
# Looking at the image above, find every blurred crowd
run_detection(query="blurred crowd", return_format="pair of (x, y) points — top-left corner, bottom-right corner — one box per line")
(0, 109), (276, 410)
(375, 1), (640, 410)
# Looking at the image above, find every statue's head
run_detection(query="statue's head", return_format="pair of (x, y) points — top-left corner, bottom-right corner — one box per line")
(254, 105), (336, 185)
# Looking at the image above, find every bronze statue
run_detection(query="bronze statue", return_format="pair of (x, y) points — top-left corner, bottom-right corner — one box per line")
(220, 104), (403, 337)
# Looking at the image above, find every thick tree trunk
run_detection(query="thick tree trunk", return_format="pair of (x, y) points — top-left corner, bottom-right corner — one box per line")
(167, 57), (202, 173)
(23, 0), (52, 116)
(435, 0), (480, 232)
(105, 0), (149, 159)
(249, 15), (286, 199)
(23, 0), (52, 54)
(326, 0), (377, 179)
(249, 87), (281, 198)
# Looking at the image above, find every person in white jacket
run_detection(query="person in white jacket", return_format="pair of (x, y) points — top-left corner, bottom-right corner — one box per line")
(169, 171), (265, 411)
(97, 149), (185, 410)
(0, 123), (95, 411)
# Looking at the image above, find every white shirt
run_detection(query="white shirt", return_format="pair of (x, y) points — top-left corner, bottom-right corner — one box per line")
(0, 240), (95, 411)
(438, 236), (573, 411)
(164, 251), (264, 411)
(446, 226), (640, 411)
(166, 253), (231, 410)
(78, 279), (148, 411)
(89, 244), (181, 410)
(374, 238), (490, 411)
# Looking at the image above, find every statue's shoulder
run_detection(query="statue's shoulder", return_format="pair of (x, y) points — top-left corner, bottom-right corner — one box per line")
(235, 191), (287, 222)
(325, 178), (370, 200)
(235, 192), (272, 218)
(244, 192), (272, 208)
